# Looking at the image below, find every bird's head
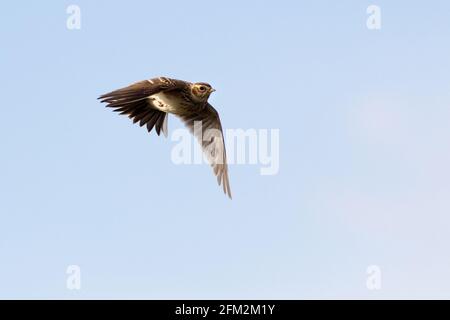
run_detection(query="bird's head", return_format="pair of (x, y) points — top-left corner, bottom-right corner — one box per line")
(191, 82), (215, 102)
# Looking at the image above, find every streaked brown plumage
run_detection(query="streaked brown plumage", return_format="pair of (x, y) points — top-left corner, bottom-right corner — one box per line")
(98, 77), (232, 199)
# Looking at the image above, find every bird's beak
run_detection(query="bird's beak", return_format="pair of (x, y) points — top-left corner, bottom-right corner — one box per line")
(210, 88), (216, 93)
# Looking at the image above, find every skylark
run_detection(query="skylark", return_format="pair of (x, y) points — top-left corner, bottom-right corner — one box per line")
(98, 77), (232, 199)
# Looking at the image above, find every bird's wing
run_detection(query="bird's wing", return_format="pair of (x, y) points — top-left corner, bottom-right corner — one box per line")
(178, 103), (232, 199)
(98, 77), (186, 136)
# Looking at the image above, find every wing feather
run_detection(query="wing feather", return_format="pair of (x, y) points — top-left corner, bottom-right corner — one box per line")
(177, 103), (232, 199)
(98, 77), (185, 136)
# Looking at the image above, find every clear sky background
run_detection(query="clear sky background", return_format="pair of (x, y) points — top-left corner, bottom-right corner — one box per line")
(1, 1), (450, 299)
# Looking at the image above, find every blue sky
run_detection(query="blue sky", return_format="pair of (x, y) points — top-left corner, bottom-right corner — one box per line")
(1, 1), (450, 299)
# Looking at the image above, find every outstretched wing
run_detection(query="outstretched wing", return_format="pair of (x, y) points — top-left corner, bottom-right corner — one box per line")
(178, 103), (232, 199)
(98, 77), (186, 136)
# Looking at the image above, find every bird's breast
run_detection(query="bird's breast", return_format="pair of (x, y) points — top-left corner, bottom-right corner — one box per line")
(148, 92), (180, 113)
(149, 91), (201, 115)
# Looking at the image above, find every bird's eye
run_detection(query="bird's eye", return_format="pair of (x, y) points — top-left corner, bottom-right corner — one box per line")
(199, 86), (206, 92)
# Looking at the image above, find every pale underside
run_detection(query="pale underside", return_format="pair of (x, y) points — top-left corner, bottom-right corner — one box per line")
(148, 92), (179, 113)
(147, 92), (178, 137)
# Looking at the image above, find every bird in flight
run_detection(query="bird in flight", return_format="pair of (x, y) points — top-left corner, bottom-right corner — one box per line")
(98, 77), (232, 199)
